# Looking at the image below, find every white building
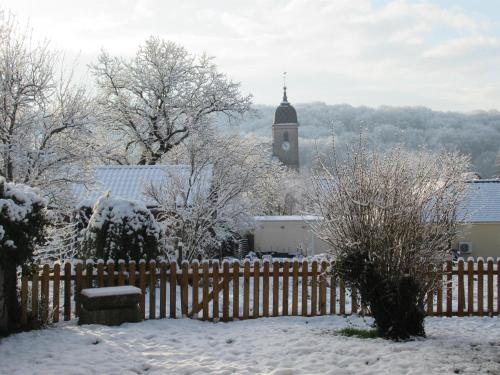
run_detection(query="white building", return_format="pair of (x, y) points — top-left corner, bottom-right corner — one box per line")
(252, 216), (329, 256)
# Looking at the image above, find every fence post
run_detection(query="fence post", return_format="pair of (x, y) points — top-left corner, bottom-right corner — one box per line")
(253, 260), (260, 319)
(86, 261), (94, 290)
(75, 262), (83, 317)
(272, 260), (279, 317)
(160, 261), (167, 319)
(319, 261), (327, 315)
(446, 261), (452, 317)
(458, 259), (465, 316)
(282, 260), (289, 316)
(330, 272), (337, 315)
(339, 279), (346, 315)
(301, 260), (308, 317)
(243, 260), (250, 319)
(467, 258), (474, 315)
(149, 260), (156, 319)
(232, 261), (239, 320)
(31, 266), (39, 322)
(191, 261), (199, 319)
(128, 261), (136, 287)
(118, 260), (126, 286)
(436, 278), (443, 316)
(139, 260), (146, 319)
(263, 260), (270, 318)
(181, 261), (189, 317)
(203, 261), (209, 321)
(487, 258), (493, 316)
(41, 264), (50, 323)
(223, 261), (230, 322)
(213, 261), (220, 321)
(53, 263), (60, 323)
(107, 260), (115, 287)
(64, 262), (71, 321)
(169, 261), (177, 319)
(97, 260), (104, 287)
(311, 260), (318, 316)
(477, 258), (484, 315)
(292, 260), (299, 316)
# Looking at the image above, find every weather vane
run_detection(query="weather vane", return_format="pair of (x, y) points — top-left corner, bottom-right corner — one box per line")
(283, 71), (287, 89)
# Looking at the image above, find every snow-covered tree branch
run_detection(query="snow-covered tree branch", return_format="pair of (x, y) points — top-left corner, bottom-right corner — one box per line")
(0, 12), (97, 205)
(91, 37), (252, 165)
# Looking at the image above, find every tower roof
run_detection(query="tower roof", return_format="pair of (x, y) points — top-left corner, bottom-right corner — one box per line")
(274, 86), (298, 125)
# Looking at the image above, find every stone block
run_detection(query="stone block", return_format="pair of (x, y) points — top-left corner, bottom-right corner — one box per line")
(78, 305), (143, 326)
(81, 286), (141, 311)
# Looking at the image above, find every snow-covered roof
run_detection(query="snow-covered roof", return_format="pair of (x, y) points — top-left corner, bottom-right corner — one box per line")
(72, 164), (211, 207)
(254, 180), (500, 224)
(254, 215), (321, 222)
(460, 179), (500, 223)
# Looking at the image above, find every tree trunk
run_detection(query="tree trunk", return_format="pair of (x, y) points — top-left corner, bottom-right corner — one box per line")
(0, 262), (19, 334)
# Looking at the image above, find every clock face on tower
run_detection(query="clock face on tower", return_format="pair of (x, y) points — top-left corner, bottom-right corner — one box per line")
(282, 141), (290, 151)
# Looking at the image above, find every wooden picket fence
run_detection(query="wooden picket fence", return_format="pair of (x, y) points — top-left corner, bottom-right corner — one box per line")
(19, 258), (500, 325)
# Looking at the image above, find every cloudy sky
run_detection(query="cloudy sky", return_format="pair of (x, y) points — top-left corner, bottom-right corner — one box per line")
(3, 0), (500, 111)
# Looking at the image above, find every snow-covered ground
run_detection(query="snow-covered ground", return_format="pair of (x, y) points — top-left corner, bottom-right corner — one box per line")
(1, 316), (499, 374)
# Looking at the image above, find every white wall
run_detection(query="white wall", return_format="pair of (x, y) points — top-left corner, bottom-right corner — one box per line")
(253, 216), (330, 255)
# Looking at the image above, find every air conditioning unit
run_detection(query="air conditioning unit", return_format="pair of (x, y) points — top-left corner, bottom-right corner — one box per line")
(458, 242), (472, 254)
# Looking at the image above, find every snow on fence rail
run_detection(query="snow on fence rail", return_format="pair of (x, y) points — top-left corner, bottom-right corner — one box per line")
(19, 258), (499, 325)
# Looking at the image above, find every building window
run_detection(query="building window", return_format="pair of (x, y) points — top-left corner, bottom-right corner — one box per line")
(283, 131), (289, 142)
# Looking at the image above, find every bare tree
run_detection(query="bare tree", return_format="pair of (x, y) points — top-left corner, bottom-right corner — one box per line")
(254, 168), (310, 215)
(91, 37), (252, 165)
(310, 138), (469, 339)
(147, 129), (286, 260)
(0, 12), (96, 204)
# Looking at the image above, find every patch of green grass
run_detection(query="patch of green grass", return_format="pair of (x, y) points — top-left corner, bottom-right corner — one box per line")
(337, 327), (380, 339)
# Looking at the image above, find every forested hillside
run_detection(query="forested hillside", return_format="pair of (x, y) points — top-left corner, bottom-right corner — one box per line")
(218, 103), (500, 177)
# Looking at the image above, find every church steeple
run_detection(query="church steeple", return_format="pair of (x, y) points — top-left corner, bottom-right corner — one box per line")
(272, 73), (299, 171)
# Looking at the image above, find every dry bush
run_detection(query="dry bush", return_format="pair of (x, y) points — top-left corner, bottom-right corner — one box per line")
(310, 138), (469, 339)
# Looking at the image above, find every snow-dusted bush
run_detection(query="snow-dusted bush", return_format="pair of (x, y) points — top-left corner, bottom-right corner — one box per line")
(0, 179), (48, 265)
(0, 178), (48, 333)
(79, 194), (166, 262)
(311, 140), (469, 340)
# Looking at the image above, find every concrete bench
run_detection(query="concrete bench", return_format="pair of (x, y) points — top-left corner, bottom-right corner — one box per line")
(79, 286), (143, 326)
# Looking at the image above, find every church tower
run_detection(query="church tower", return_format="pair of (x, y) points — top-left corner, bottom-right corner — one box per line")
(272, 78), (299, 170)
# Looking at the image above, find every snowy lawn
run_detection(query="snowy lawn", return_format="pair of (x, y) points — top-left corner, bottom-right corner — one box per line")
(0, 316), (499, 374)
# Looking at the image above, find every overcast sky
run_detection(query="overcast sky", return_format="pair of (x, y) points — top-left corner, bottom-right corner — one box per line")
(3, 0), (500, 112)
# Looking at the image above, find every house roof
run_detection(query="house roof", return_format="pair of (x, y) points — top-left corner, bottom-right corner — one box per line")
(72, 164), (211, 207)
(461, 179), (500, 222)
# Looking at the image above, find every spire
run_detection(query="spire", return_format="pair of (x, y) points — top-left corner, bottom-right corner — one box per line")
(282, 71), (288, 102)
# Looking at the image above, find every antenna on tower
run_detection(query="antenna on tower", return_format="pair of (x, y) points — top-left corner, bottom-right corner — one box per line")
(282, 71), (288, 102)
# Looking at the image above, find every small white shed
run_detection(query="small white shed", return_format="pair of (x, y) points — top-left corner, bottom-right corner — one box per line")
(252, 216), (330, 256)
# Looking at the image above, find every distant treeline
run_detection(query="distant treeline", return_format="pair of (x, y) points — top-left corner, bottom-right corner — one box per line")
(216, 103), (500, 177)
